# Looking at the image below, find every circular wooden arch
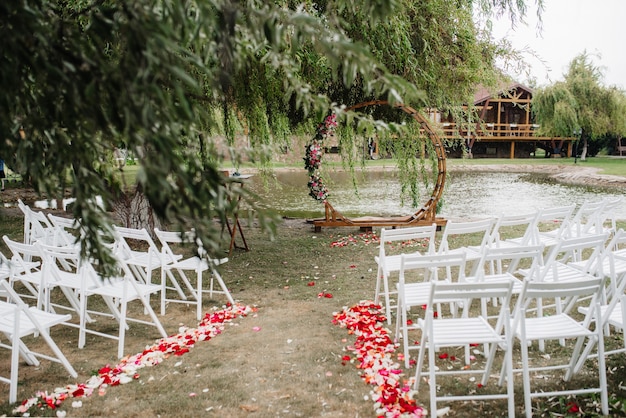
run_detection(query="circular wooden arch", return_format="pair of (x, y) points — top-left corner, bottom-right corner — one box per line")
(311, 100), (447, 230)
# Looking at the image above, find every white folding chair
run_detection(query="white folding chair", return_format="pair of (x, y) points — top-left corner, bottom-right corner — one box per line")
(487, 211), (539, 248)
(561, 200), (607, 239)
(598, 196), (624, 234)
(113, 226), (163, 285)
(0, 279), (77, 403)
(36, 242), (167, 359)
(506, 277), (608, 418)
(3, 236), (46, 308)
(395, 252), (466, 368)
(510, 204), (575, 249)
(437, 218), (494, 275)
(465, 244), (544, 317)
(78, 256), (168, 359)
(36, 242), (101, 319)
(374, 224), (437, 323)
(524, 234), (609, 343)
(414, 280), (515, 418)
(154, 228), (235, 321)
(577, 254), (626, 357)
(17, 199), (56, 245)
(537, 233), (608, 285)
(569, 229), (626, 300)
(46, 213), (80, 247)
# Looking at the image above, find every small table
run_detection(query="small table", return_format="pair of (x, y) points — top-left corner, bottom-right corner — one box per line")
(224, 174), (252, 256)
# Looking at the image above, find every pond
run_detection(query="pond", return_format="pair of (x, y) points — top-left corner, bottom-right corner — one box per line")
(247, 169), (626, 221)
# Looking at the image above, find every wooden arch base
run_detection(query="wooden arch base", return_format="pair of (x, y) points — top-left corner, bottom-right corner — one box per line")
(308, 100), (447, 232)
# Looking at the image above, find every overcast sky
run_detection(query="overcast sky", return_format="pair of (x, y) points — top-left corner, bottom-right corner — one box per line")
(489, 0), (625, 89)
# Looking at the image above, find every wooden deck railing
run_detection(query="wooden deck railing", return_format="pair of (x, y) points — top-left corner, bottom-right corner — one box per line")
(437, 122), (570, 142)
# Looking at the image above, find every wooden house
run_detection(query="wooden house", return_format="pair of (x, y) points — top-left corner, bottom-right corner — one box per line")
(429, 83), (576, 159)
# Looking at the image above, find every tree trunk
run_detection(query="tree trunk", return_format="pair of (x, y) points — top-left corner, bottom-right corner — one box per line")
(113, 187), (162, 235)
(580, 137), (588, 161)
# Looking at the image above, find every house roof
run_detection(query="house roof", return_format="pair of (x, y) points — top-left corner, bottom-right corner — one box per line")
(473, 82), (534, 105)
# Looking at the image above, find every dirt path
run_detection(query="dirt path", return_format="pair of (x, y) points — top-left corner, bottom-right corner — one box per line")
(447, 163), (626, 188)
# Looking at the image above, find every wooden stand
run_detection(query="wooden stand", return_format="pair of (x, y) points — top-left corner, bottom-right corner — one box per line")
(223, 174), (251, 256)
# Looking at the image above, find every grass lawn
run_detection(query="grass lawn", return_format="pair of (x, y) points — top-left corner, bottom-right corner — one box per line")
(1, 205), (626, 416)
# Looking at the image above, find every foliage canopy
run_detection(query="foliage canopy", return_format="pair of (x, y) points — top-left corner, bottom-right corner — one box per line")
(533, 52), (626, 159)
(1, 0), (530, 269)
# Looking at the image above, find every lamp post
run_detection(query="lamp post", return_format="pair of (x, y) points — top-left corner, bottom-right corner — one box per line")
(573, 128), (581, 164)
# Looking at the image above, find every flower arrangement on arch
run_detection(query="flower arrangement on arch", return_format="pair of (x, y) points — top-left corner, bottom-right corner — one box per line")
(304, 113), (337, 202)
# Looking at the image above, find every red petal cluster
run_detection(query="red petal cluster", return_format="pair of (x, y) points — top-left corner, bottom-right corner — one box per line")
(333, 301), (425, 417)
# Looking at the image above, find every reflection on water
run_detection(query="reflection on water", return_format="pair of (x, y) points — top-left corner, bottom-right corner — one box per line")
(247, 170), (626, 220)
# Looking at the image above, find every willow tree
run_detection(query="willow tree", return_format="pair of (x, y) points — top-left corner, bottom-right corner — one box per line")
(533, 53), (626, 161)
(1, 0), (530, 270)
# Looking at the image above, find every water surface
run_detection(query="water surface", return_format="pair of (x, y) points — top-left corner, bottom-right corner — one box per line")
(247, 170), (626, 220)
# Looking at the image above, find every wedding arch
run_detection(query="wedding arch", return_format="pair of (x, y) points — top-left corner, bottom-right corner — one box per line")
(307, 100), (447, 232)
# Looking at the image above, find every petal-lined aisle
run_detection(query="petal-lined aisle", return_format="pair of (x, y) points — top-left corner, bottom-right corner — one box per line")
(14, 304), (253, 416)
(333, 301), (425, 417)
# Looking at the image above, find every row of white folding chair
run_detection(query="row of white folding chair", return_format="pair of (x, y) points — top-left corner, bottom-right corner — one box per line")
(3, 235), (167, 359)
(465, 243), (545, 316)
(14, 209), (236, 323)
(113, 226), (236, 321)
(17, 200), (76, 247)
(154, 228), (234, 321)
(0, 278), (78, 403)
(509, 198), (623, 250)
(483, 199), (620, 253)
(410, 270), (609, 417)
(41, 240), (168, 359)
(14, 201), (235, 321)
(379, 208), (609, 324)
(376, 218), (494, 325)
